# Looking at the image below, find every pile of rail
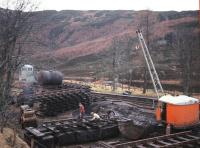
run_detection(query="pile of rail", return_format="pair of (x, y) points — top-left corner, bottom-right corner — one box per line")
(24, 118), (119, 147)
(36, 83), (91, 94)
(99, 131), (200, 148)
(92, 92), (157, 109)
(37, 89), (91, 116)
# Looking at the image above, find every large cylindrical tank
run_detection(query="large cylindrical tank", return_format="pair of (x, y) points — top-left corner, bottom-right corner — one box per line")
(37, 70), (63, 85)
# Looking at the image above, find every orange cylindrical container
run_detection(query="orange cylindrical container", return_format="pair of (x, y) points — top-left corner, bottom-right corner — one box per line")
(166, 103), (199, 128)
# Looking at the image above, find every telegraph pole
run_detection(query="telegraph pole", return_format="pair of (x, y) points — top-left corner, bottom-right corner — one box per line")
(199, 0), (200, 32)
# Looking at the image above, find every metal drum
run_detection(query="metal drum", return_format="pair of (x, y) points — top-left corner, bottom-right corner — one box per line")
(37, 71), (63, 85)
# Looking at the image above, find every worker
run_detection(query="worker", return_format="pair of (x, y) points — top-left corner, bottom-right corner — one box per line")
(79, 103), (85, 119)
(90, 112), (101, 121)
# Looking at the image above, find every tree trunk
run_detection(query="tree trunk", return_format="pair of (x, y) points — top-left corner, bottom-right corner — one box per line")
(143, 66), (148, 94)
(112, 76), (118, 92)
(0, 126), (3, 133)
(128, 70), (132, 91)
(183, 51), (192, 95)
(12, 128), (17, 146)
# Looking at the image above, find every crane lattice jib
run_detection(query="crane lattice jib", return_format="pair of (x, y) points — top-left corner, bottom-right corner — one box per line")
(136, 30), (164, 100)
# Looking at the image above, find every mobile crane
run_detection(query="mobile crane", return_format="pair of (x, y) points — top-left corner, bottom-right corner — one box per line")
(136, 30), (199, 131)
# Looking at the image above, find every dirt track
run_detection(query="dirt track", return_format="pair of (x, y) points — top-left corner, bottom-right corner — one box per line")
(0, 128), (29, 148)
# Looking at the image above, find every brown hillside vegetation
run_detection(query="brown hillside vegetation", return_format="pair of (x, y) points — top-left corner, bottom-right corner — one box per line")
(9, 10), (199, 80)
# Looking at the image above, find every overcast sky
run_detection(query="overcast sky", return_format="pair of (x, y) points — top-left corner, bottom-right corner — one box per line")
(38, 0), (199, 11)
(0, 0), (198, 11)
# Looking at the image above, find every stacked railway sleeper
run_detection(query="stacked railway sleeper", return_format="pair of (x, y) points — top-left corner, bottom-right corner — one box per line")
(100, 130), (200, 148)
(17, 83), (91, 114)
(36, 83), (91, 94)
(17, 82), (91, 105)
(24, 118), (119, 147)
(37, 89), (91, 116)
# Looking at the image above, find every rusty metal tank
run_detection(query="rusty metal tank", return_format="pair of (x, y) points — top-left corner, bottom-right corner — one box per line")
(37, 70), (63, 85)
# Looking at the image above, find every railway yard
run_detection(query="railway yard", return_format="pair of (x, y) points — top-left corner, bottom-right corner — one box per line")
(4, 40), (200, 147)
(11, 81), (199, 148)
(0, 2), (199, 148)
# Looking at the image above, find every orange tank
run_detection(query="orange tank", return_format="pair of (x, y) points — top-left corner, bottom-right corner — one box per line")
(157, 95), (199, 128)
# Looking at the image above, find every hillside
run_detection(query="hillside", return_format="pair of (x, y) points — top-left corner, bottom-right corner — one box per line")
(21, 10), (199, 80)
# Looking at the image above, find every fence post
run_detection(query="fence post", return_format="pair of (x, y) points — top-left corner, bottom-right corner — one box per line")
(31, 138), (34, 148)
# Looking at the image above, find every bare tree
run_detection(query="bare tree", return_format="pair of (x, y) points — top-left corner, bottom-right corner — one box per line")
(110, 38), (124, 91)
(123, 36), (134, 91)
(0, 0), (37, 133)
(111, 39), (119, 92)
(174, 28), (199, 95)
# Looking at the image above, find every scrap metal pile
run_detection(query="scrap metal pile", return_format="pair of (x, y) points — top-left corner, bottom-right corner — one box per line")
(24, 118), (119, 147)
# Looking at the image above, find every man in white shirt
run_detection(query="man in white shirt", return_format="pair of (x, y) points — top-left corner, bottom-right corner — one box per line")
(90, 112), (101, 121)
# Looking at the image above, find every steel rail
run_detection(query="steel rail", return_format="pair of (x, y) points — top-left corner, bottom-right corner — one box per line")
(101, 131), (200, 148)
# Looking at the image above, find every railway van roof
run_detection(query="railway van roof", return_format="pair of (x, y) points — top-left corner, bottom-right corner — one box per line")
(159, 95), (199, 105)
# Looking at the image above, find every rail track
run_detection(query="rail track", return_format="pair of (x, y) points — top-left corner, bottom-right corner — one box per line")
(97, 130), (200, 148)
(92, 92), (158, 109)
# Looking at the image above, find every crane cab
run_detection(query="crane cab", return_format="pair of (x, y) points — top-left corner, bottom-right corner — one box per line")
(156, 95), (199, 129)
(19, 65), (36, 83)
